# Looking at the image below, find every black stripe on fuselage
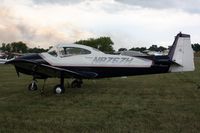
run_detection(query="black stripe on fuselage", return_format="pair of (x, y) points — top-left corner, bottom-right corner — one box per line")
(14, 64), (170, 79)
(58, 65), (170, 78)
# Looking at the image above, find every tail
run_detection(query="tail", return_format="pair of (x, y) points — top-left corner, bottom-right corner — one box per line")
(168, 32), (195, 72)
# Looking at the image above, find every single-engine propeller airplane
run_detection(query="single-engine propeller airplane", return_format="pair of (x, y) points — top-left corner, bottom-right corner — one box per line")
(6, 33), (195, 94)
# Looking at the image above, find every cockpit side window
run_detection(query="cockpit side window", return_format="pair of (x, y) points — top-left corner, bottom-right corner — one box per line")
(48, 50), (57, 57)
(59, 47), (91, 57)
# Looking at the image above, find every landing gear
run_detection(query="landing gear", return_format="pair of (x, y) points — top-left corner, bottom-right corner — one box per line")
(54, 85), (65, 94)
(54, 74), (65, 94)
(71, 79), (83, 88)
(40, 79), (47, 95)
(28, 80), (38, 91)
(27, 75), (83, 94)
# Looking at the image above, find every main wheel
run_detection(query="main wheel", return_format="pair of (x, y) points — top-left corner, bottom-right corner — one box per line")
(71, 80), (82, 88)
(28, 81), (38, 91)
(54, 85), (65, 94)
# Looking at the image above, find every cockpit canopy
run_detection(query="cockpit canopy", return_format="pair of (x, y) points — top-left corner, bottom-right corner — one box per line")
(58, 47), (91, 57)
(48, 44), (103, 57)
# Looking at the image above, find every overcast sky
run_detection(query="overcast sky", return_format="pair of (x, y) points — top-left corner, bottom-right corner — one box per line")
(0, 0), (200, 50)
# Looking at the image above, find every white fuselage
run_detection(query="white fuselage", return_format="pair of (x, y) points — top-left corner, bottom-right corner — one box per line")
(41, 44), (153, 68)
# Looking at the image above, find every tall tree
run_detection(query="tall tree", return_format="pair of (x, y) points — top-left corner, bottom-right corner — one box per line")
(5, 43), (11, 52)
(1, 43), (6, 51)
(192, 43), (200, 52)
(75, 37), (114, 53)
(10, 41), (28, 53)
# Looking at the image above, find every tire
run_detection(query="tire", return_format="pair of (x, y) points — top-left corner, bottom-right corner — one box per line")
(54, 85), (65, 94)
(71, 80), (82, 88)
(28, 82), (38, 91)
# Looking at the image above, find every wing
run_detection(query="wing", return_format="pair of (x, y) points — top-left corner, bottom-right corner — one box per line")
(7, 59), (97, 79)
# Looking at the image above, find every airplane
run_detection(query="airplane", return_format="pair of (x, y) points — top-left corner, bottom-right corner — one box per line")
(0, 58), (8, 64)
(0, 52), (23, 64)
(0, 53), (7, 64)
(6, 32), (195, 94)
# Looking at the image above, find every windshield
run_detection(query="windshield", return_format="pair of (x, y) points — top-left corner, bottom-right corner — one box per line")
(48, 48), (58, 57)
(58, 47), (91, 57)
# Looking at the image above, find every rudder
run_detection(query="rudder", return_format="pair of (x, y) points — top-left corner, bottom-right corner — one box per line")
(168, 32), (195, 72)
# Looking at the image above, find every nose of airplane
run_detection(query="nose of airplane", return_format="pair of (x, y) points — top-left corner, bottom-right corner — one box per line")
(17, 53), (42, 60)
(6, 53), (43, 64)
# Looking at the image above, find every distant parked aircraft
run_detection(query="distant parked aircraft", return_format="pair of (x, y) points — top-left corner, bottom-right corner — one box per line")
(7, 33), (195, 94)
(0, 53), (23, 64)
(0, 59), (7, 64)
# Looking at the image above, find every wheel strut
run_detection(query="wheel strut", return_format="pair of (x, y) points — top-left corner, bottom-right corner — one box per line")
(28, 77), (38, 91)
(40, 79), (47, 95)
(54, 72), (65, 94)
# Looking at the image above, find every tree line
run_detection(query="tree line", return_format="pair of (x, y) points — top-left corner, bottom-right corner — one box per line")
(0, 38), (200, 53)
(0, 42), (48, 53)
(129, 44), (200, 52)
(119, 45), (168, 52)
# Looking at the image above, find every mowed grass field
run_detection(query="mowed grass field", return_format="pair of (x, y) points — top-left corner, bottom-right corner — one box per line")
(0, 59), (200, 133)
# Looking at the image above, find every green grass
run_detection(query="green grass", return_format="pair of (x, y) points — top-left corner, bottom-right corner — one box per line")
(1, 59), (200, 133)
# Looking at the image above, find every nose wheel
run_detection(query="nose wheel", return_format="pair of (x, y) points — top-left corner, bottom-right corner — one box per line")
(28, 80), (38, 91)
(54, 75), (65, 94)
(54, 85), (65, 94)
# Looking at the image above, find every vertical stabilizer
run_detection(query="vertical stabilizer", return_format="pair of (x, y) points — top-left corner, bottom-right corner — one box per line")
(169, 33), (195, 72)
